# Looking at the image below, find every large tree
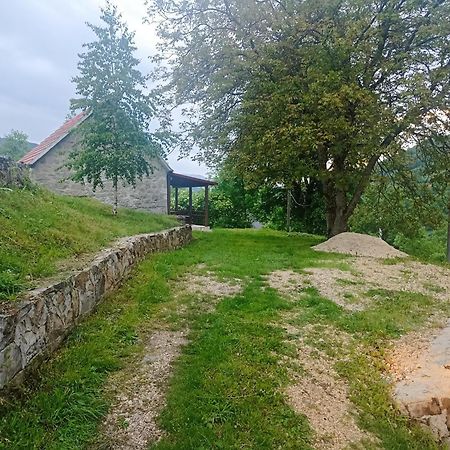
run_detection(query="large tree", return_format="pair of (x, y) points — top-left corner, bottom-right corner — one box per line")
(150, 0), (450, 235)
(0, 130), (31, 161)
(69, 2), (164, 214)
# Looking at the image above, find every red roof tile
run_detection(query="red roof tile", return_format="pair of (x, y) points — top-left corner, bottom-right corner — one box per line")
(19, 111), (89, 165)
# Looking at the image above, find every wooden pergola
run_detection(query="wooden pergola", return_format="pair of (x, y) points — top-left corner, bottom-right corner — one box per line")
(167, 172), (217, 226)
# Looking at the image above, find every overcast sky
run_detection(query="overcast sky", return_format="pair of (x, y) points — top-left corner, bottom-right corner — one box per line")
(0, 0), (208, 176)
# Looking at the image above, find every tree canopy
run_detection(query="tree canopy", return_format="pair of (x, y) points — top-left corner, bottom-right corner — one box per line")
(0, 130), (31, 161)
(69, 2), (165, 214)
(150, 0), (450, 235)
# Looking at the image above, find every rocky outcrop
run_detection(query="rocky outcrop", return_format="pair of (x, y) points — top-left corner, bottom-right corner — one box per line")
(0, 226), (192, 389)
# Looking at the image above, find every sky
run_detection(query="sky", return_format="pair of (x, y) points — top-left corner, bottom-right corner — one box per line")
(0, 0), (208, 176)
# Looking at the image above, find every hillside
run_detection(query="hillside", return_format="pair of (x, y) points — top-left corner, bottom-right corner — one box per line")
(0, 187), (178, 301)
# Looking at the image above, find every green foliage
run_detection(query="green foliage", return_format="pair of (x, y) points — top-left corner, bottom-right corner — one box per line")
(208, 170), (252, 228)
(250, 182), (326, 234)
(152, 0), (450, 235)
(69, 2), (167, 213)
(350, 146), (449, 263)
(174, 165), (326, 232)
(393, 228), (448, 264)
(0, 130), (31, 161)
(0, 187), (177, 301)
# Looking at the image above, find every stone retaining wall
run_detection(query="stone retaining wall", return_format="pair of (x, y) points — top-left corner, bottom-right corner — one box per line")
(0, 156), (30, 188)
(0, 225), (192, 389)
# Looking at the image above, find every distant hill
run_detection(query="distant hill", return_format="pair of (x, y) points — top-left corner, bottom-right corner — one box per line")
(0, 137), (37, 161)
(0, 137), (37, 150)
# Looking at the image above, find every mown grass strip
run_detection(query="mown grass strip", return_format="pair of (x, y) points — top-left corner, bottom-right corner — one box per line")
(154, 283), (312, 450)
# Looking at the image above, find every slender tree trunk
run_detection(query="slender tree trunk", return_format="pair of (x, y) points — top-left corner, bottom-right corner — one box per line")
(113, 182), (118, 215)
(447, 200), (450, 263)
(286, 188), (292, 232)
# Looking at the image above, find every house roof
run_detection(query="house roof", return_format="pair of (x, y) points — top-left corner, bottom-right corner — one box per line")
(19, 112), (217, 185)
(19, 111), (89, 166)
(18, 111), (173, 173)
(169, 172), (217, 188)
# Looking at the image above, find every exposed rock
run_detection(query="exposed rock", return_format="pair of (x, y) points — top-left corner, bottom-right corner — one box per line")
(389, 321), (450, 443)
(427, 413), (449, 439)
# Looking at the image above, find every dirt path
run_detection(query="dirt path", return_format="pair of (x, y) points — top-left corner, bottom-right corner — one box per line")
(101, 330), (188, 449)
(97, 268), (242, 449)
(281, 323), (376, 450)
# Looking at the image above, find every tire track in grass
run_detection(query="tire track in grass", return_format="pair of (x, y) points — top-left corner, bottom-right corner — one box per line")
(97, 269), (242, 449)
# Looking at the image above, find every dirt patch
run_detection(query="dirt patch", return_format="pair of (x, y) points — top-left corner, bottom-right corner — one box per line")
(353, 257), (450, 301)
(305, 268), (369, 311)
(313, 232), (407, 259)
(266, 255), (450, 312)
(183, 274), (242, 298)
(266, 268), (368, 311)
(387, 321), (450, 442)
(266, 270), (308, 299)
(100, 330), (188, 449)
(176, 269), (242, 313)
(282, 324), (375, 449)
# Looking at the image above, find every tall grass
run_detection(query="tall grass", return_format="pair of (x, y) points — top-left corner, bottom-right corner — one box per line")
(0, 187), (178, 300)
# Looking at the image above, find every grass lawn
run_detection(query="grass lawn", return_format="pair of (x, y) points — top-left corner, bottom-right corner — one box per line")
(0, 229), (445, 449)
(0, 187), (178, 301)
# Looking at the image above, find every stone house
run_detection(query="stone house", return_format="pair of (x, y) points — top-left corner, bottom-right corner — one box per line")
(19, 111), (215, 222)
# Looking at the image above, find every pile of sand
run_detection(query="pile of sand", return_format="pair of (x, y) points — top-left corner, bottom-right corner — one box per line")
(313, 232), (407, 259)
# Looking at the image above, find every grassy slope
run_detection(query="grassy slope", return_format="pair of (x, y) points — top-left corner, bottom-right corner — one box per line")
(0, 230), (443, 449)
(0, 187), (178, 300)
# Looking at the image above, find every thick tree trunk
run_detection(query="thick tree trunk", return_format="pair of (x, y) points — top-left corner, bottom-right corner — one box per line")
(326, 205), (349, 237)
(324, 184), (349, 237)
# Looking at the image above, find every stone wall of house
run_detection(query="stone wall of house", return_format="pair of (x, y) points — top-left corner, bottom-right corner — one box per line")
(0, 225), (192, 390)
(30, 133), (170, 213)
(0, 156), (29, 188)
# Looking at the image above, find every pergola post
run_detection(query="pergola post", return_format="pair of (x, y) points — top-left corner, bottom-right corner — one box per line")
(204, 185), (209, 227)
(168, 173), (216, 226)
(166, 174), (171, 214)
(188, 186), (193, 225)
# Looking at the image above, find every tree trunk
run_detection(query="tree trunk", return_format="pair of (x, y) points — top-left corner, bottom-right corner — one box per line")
(286, 188), (292, 232)
(326, 207), (349, 237)
(447, 201), (450, 263)
(113, 182), (118, 215)
(324, 185), (349, 237)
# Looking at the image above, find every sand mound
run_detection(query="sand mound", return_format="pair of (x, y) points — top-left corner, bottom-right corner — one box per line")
(313, 232), (407, 259)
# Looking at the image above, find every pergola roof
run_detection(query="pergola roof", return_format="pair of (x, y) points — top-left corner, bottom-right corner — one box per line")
(169, 172), (217, 188)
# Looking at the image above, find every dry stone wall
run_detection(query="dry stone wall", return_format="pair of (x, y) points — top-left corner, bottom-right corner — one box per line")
(0, 225), (192, 390)
(0, 156), (30, 188)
